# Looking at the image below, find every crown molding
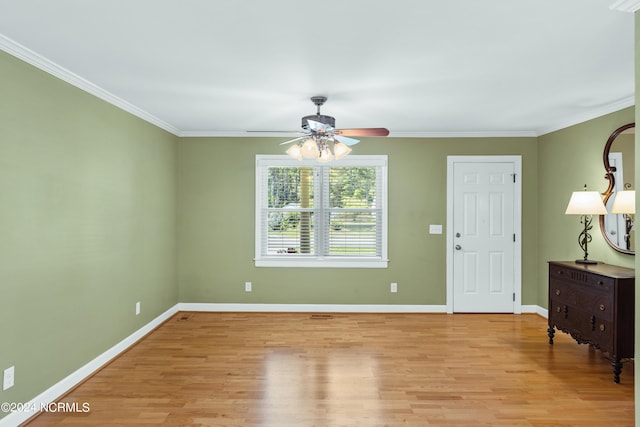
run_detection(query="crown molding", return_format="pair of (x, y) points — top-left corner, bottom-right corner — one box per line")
(178, 130), (539, 138)
(536, 95), (635, 136)
(610, 0), (640, 12)
(387, 130), (538, 138)
(179, 130), (300, 138)
(0, 34), (181, 136)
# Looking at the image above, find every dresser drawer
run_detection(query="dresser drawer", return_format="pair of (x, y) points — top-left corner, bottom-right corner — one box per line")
(549, 281), (614, 322)
(549, 303), (613, 352)
(591, 318), (614, 352)
(549, 264), (614, 292)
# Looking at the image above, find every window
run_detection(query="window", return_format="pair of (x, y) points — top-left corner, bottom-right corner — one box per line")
(255, 155), (388, 268)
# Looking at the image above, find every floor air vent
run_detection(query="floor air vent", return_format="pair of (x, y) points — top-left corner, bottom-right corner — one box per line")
(310, 314), (333, 320)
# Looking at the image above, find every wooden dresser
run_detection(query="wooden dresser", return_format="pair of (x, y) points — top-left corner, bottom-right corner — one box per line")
(547, 261), (635, 383)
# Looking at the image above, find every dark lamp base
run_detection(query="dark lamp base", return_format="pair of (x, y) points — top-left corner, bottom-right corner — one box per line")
(575, 259), (598, 265)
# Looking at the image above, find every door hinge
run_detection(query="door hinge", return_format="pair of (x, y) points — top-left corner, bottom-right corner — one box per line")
(513, 293), (515, 302)
(511, 173), (516, 183)
(513, 233), (516, 242)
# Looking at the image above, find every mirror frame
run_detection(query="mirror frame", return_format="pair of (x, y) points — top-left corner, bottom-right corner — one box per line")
(599, 122), (635, 255)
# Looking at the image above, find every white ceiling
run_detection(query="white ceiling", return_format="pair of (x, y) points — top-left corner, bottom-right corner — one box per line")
(0, 0), (636, 137)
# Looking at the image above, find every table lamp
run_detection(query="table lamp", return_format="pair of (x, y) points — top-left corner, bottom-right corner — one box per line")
(565, 185), (607, 264)
(611, 189), (635, 251)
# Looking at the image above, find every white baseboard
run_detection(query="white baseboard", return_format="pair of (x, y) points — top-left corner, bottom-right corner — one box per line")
(178, 303), (448, 313)
(179, 303), (548, 316)
(522, 305), (548, 318)
(0, 304), (179, 427)
(538, 306), (549, 318)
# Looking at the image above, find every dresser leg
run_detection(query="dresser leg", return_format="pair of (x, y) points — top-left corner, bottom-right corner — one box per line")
(547, 326), (555, 345)
(612, 359), (622, 384)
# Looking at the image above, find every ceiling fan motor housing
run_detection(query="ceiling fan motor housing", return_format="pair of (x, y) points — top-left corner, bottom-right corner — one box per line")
(302, 114), (336, 130)
(302, 96), (335, 130)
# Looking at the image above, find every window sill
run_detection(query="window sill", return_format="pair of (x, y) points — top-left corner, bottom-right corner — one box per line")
(254, 257), (388, 268)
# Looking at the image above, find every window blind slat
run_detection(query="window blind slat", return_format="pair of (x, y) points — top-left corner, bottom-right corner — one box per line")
(325, 166), (382, 257)
(256, 156), (387, 267)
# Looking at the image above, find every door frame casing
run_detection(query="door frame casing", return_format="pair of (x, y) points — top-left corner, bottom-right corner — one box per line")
(446, 155), (523, 314)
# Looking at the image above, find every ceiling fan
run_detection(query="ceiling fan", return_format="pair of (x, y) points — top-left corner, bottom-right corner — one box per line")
(275, 96), (390, 162)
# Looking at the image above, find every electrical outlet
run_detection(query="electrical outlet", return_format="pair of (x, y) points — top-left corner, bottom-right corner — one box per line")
(135, 301), (141, 315)
(390, 282), (398, 293)
(3, 366), (15, 390)
(245, 282), (252, 292)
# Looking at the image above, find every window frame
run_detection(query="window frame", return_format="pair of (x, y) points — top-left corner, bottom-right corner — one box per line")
(255, 155), (388, 268)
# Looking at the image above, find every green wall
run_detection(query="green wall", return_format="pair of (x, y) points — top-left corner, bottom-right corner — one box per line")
(0, 51), (179, 412)
(537, 107), (635, 308)
(178, 136), (539, 305)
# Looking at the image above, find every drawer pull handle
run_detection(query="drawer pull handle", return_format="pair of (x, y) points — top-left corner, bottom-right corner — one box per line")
(598, 281), (604, 285)
(600, 324), (606, 332)
(600, 304), (606, 311)
(556, 307), (561, 313)
(557, 270), (564, 275)
(555, 289), (561, 296)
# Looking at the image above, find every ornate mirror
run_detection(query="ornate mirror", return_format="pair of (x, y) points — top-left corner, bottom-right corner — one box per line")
(600, 123), (635, 255)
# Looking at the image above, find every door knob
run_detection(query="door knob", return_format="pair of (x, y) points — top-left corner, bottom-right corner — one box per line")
(455, 245), (462, 250)
(455, 232), (461, 238)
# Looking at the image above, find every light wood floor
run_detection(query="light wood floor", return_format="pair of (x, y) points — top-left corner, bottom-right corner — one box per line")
(25, 312), (634, 426)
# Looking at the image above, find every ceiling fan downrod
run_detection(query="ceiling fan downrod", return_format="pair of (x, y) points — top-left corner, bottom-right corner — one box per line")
(302, 96), (335, 130)
(310, 96), (327, 114)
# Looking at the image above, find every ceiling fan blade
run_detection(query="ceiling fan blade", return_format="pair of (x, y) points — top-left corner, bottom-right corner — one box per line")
(279, 136), (308, 145)
(247, 130), (303, 134)
(334, 135), (360, 146)
(335, 128), (390, 137)
(307, 119), (334, 133)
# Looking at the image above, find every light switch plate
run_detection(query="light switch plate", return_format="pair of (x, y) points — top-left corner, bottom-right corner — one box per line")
(429, 224), (443, 234)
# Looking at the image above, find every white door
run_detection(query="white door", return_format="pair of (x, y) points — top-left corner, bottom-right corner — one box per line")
(446, 156), (521, 313)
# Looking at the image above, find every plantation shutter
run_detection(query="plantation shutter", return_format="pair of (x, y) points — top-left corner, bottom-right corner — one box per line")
(262, 166), (316, 256)
(255, 155), (387, 268)
(322, 165), (383, 257)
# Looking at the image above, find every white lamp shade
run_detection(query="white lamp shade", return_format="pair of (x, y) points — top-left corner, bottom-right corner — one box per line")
(565, 191), (607, 215)
(317, 147), (334, 163)
(283, 135), (353, 162)
(300, 138), (319, 159)
(333, 141), (352, 160)
(286, 144), (302, 161)
(611, 190), (635, 214)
